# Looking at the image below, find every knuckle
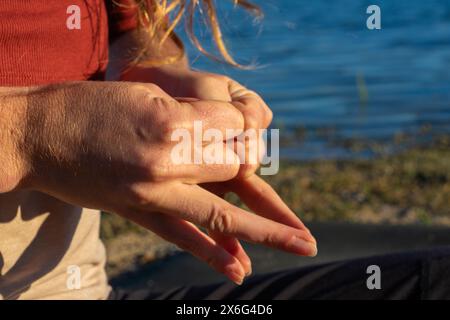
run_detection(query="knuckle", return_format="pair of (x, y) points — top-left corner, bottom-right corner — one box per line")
(263, 231), (276, 246)
(149, 98), (184, 142)
(151, 96), (174, 115)
(207, 204), (234, 233)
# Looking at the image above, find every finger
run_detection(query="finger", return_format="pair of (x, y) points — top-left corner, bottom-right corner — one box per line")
(178, 99), (245, 137)
(229, 80), (273, 130)
(232, 132), (265, 179)
(148, 98), (244, 144)
(122, 210), (246, 285)
(227, 175), (316, 243)
(208, 231), (252, 276)
(163, 142), (241, 184)
(156, 183), (318, 257)
(203, 184), (252, 275)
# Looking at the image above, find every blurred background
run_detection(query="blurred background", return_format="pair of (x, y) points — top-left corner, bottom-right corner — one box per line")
(104, 0), (450, 291)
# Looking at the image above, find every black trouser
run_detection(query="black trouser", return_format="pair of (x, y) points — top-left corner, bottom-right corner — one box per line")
(108, 246), (450, 300)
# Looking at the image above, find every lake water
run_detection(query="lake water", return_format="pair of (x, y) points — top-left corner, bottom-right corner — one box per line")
(182, 0), (450, 159)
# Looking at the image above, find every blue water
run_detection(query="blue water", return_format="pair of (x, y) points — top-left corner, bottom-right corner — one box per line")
(181, 0), (450, 159)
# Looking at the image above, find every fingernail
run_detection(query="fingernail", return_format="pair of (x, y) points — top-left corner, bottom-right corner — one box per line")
(230, 271), (244, 285)
(225, 265), (245, 285)
(308, 242), (318, 257)
(303, 227), (317, 243)
(246, 265), (252, 277)
(289, 236), (318, 257)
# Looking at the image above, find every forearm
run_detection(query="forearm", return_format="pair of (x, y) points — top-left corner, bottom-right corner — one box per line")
(0, 87), (30, 192)
(0, 83), (100, 194)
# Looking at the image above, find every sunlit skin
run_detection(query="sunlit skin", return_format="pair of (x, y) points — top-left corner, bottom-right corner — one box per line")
(0, 31), (316, 288)
(120, 54), (317, 282)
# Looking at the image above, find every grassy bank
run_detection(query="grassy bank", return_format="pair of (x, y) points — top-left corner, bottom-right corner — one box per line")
(102, 135), (450, 275)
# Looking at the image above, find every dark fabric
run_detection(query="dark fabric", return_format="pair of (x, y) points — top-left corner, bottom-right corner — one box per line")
(109, 247), (450, 300)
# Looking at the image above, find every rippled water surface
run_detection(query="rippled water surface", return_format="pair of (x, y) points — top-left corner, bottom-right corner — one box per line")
(182, 0), (450, 159)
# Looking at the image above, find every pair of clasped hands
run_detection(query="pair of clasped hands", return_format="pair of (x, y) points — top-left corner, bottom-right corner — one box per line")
(21, 66), (317, 285)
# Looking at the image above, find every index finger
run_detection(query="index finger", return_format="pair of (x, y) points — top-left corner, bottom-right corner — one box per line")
(154, 183), (318, 257)
(178, 99), (245, 138)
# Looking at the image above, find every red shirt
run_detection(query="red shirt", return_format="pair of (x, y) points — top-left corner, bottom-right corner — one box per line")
(0, 0), (137, 86)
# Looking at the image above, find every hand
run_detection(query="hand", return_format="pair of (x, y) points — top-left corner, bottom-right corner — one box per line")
(11, 81), (315, 285)
(123, 67), (273, 177)
(123, 68), (317, 277)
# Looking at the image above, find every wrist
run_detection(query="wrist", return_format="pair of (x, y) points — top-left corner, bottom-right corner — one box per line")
(0, 87), (31, 192)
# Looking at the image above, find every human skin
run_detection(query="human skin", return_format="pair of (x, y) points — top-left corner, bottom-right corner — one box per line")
(0, 80), (316, 285)
(110, 30), (317, 280)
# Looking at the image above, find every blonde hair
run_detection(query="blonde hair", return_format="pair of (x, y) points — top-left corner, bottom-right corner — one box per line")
(114, 0), (262, 68)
